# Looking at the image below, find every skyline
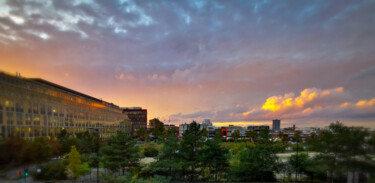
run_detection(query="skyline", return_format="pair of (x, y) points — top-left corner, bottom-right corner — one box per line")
(1, 0), (375, 128)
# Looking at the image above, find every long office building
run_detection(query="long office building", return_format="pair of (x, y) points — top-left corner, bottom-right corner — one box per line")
(0, 72), (131, 139)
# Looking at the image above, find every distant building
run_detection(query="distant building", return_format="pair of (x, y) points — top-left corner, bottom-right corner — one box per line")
(272, 119), (281, 131)
(247, 125), (270, 131)
(202, 119), (212, 126)
(179, 123), (189, 136)
(121, 107), (147, 134)
(0, 72), (130, 139)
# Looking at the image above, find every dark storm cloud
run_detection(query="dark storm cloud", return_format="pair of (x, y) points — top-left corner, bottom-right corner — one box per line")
(1, 0), (375, 127)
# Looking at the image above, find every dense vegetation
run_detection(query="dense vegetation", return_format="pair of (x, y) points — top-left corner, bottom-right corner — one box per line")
(0, 121), (374, 182)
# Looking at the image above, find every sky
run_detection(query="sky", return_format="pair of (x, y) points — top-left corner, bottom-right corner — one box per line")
(1, 0), (375, 128)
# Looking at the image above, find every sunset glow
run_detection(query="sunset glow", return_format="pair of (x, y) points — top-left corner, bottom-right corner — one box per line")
(1, 0), (375, 128)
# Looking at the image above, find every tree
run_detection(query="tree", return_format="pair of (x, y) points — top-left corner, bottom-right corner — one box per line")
(232, 144), (280, 182)
(136, 127), (149, 141)
(308, 121), (375, 182)
(201, 128), (208, 138)
(66, 146), (89, 181)
(150, 118), (165, 138)
(100, 131), (140, 175)
(179, 121), (204, 182)
(151, 132), (180, 179)
(246, 130), (258, 142)
(200, 139), (229, 181)
(30, 137), (53, 163)
(289, 153), (315, 181)
(231, 130), (240, 141)
(76, 131), (98, 154)
(215, 129), (223, 139)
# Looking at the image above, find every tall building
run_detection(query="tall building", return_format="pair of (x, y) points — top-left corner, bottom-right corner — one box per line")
(121, 107), (147, 134)
(202, 119), (212, 126)
(0, 72), (131, 139)
(272, 119), (281, 131)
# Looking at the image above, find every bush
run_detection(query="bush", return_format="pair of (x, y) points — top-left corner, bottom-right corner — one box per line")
(144, 146), (159, 157)
(33, 160), (68, 180)
(103, 174), (171, 183)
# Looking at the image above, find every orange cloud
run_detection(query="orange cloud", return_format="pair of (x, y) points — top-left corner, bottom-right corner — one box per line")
(243, 87), (375, 122)
(356, 98), (375, 107)
(261, 87), (344, 112)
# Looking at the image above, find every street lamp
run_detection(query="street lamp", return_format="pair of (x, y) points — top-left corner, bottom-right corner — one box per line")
(89, 127), (100, 183)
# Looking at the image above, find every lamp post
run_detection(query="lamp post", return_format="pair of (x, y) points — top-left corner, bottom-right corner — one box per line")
(95, 128), (100, 183)
(89, 127), (100, 183)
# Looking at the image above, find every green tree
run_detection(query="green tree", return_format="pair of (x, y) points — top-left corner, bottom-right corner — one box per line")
(289, 153), (316, 181)
(215, 129), (223, 139)
(150, 118), (165, 138)
(136, 127), (149, 141)
(231, 130), (240, 141)
(308, 121), (375, 182)
(30, 137), (53, 163)
(201, 128), (208, 138)
(200, 139), (229, 181)
(232, 144), (280, 182)
(100, 131), (140, 175)
(179, 121), (204, 182)
(76, 131), (98, 154)
(33, 160), (68, 180)
(66, 146), (89, 181)
(144, 146), (159, 157)
(246, 130), (258, 142)
(151, 133), (180, 179)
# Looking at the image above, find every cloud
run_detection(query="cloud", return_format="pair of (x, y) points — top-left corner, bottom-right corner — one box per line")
(243, 87), (375, 122)
(1, 0), (375, 128)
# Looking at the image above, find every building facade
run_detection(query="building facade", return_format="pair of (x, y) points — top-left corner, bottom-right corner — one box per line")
(0, 72), (131, 139)
(247, 125), (270, 131)
(272, 119), (281, 131)
(121, 107), (147, 134)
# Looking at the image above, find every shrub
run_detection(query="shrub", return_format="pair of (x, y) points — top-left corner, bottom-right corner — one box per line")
(144, 146), (159, 157)
(33, 160), (68, 180)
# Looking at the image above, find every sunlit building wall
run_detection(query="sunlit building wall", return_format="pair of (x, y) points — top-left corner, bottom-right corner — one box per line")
(0, 72), (131, 139)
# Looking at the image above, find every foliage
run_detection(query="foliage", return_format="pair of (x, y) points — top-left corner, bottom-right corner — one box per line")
(100, 131), (140, 175)
(231, 144), (280, 181)
(33, 159), (68, 180)
(231, 130), (240, 141)
(137, 127), (149, 141)
(246, 130), (258, 142)
(103, 174), (171, 183)
(0, 137), (53, 165)
(179, 121), (204, 181)
(144, 146), (159, 157)
(150, 118), (165, 138)
(29, 137), (53, 163)
(66, 145), (89, 180)
(288, 153), (316, 181)
(215, 129), (223, 139)
(150, 133), (180, 179)
(200, 139), (230, 181)
(201, 128), (208, 138)
(307, 121), (375, 182)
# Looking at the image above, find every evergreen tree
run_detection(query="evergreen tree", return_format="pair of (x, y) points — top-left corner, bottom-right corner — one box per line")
(200, 139), (229, 181)
(308, 121), (375, 182)
(232, 144), (280, 182)
(179, 121), (204, 182)
(100, 131), (140, 175)
(151, 132), (180, 179)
